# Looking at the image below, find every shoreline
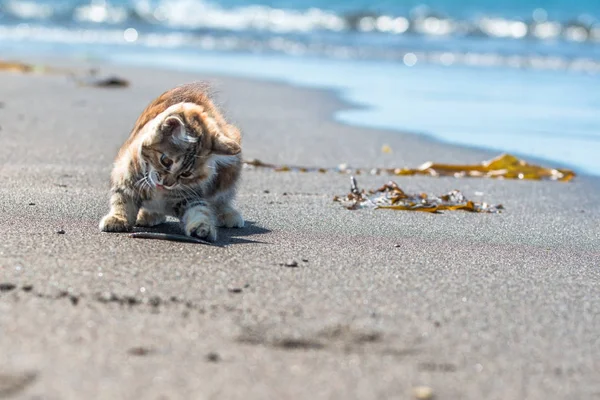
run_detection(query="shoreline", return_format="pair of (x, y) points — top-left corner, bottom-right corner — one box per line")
(2, 49), (595, 177)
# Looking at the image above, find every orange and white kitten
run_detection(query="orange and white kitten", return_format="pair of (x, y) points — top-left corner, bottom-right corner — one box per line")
(99, 82), (243, 242)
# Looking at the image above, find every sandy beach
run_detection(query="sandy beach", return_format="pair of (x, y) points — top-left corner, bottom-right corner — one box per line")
(1, 61), (599, 399)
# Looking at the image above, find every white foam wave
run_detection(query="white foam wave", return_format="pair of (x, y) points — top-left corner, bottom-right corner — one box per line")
(133, 0), (345, 32)
(128, 0), (600, 43)
(1, 0), (599, 43)
(3, 0), (54, 19)
(0, 23), (599, 75)
(73, 1), (129, 24)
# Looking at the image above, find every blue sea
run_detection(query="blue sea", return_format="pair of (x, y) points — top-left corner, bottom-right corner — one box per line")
(1, 0), (599, 174)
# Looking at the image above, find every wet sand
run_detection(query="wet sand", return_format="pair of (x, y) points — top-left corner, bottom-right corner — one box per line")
(0, 61), (599, 399)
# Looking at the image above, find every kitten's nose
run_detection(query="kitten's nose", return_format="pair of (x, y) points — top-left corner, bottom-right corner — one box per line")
(164, 177), (176, 187)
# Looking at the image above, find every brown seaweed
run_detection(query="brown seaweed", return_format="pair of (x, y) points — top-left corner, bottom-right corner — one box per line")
(0, 60), (53, 74)
(244, 153), (575, 182)
(0, 59), (129, 88)
(334, 177), (503, 213)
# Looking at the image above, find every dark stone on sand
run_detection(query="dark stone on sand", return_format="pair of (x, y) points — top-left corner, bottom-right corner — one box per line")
(128, 347), (153, 356)
(149, 296), (161, 307)
(85, 76), (130, 88)
(56, 230), (66, 234)
(0, 283), (16, 292)
(394, 244), (401, 248)
(301, 258), (309, 263)
(28, 202), (35, 206)
(228, 286), (243, 293)
(206, 352), (221, 362)
(285, 260), (298, 268)
(263, 190), (270, 193)
(70, 296), (79, 306)
(125, 296), (140, 306)
(21, 285), (33, 292)
(274, 338), (324, 350)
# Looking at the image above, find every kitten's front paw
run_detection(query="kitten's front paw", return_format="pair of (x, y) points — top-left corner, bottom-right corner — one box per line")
(184, 213), (217, 242)
(99, 214), (132, 232)
(217, 208), (245, 228)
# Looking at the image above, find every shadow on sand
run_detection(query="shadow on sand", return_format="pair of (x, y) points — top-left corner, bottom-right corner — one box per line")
(132, 220), (270, 246)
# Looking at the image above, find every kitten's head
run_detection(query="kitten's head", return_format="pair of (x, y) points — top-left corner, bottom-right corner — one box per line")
(138, 103), (240, 191)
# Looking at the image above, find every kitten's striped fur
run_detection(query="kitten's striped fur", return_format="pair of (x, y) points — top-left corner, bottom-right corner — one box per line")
(99, 82), (243, 241)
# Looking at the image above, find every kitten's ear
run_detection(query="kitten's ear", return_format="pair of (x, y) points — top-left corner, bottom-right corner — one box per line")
(212, 134), (241, 155)
(162, 116), (197, 143)
(161, 116), (185, 137)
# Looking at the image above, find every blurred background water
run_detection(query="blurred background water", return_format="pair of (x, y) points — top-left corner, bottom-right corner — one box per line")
(0, 0), (599, 174)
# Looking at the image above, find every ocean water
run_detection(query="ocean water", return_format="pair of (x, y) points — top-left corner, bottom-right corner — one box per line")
(0, 0), (599, 174)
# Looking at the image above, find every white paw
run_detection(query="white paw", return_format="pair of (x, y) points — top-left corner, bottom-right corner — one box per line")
(217, 208), (245, 228)
(184, 209), (217, 242)
(99, 214), (132, 232)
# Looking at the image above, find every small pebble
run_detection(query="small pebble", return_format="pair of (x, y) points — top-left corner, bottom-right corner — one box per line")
(128, 347), (153, 356)
(22, 285), (33, 292)
(282, 192), (288, 196)
(206, 352), (221, 362)
(125, 296), (140, 306)
(394, 244), (401, 248)
(263, 190), (270, 194)
(149, 296), (161, 307)
(28, 202), (35, 206)
(285, 260), (298, 268)
(0, 283), (17, 292)
(56, 230), (65, 235)
(301, 258), (309, 263)
(413, 386), (434, 400)
(228, 286), (243, 293)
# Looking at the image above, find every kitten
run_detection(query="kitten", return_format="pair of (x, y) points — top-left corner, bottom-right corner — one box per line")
(99, 82), (244, 242)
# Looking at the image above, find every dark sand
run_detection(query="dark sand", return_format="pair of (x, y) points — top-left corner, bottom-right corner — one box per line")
(0, 62), (599, 399)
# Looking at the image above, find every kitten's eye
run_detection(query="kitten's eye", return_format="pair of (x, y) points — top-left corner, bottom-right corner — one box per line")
(179, 171), (193, 178)
(160, 154), (173, 168)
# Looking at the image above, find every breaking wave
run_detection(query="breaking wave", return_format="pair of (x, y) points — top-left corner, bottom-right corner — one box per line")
(0, 0), (599, 73)
(1, 0), (599, 42)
